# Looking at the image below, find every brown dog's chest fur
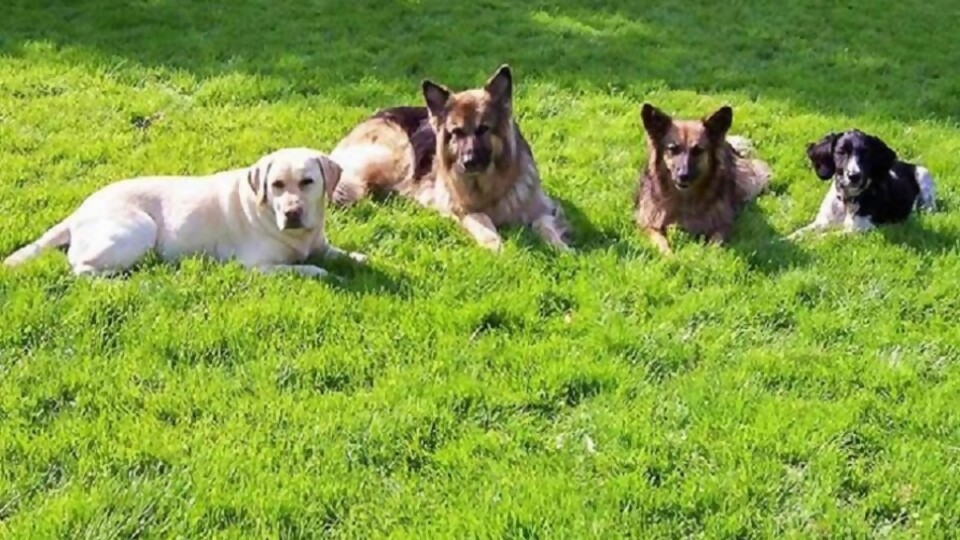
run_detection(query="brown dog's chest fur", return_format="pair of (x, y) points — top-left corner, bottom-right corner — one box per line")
(435, 125), (531, 215)
(635, 144), (749, 241)
(395, 108), (547, 224)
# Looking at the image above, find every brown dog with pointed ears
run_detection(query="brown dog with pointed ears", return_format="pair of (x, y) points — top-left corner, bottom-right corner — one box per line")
(329, 65), (570, 252)
(634, 103), (772, 255)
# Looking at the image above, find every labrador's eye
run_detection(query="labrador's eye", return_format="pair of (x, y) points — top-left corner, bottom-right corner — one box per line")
(271, 180), (285, 190)
(300, 178), (314, 187)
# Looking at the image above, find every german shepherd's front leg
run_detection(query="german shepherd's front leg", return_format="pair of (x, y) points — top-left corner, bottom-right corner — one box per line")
(460, 212), (504, 252)
(646, 227), (672, 256)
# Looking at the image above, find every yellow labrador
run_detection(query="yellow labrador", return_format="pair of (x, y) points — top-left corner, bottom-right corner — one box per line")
(3, 147), (365, 278)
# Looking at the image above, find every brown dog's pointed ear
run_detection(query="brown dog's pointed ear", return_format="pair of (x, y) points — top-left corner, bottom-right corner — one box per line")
(247, 157), (273, 206)
(703, 105), (733, 139)
(484, 64), (513, 106)
(422, 79), (451, 120)
(316, 155), (343, 202)
(806, 132), (840, 180)
(640, 103), (672, 138)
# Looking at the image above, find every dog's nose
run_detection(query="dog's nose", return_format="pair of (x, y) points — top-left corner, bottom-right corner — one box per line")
(283, 209), (304, 228)
(677, 171), (693, 183)
(462, 154), (484, 172)
(847, 172), (862, 184)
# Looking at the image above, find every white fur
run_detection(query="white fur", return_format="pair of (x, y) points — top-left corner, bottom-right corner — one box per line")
(4, 147), (365, 278)
(842, 210), (875, 233)
(788, 183), (847, 238)
(915, 166), (938, 212)
(845, 156), (862, 179)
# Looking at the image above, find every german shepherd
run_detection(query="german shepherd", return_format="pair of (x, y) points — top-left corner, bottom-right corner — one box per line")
(329, 65), (570, 252)
(634, 103), (771, 255)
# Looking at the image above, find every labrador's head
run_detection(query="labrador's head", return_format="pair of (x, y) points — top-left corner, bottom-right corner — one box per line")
(247, 148), (342, 231)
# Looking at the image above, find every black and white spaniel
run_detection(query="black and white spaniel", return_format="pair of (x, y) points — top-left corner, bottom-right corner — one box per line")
(789, 129), (937, 238)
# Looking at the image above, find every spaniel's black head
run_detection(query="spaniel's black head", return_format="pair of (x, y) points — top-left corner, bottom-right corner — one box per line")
(806, 129), (898, 195)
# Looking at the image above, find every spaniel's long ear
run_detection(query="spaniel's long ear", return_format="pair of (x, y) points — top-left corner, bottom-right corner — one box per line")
(864, 133), (898, 175)
(640, 103), (672, 140)
(806, 132), (840, 180)
(316, 155), (343, 202)
(702, 105), (733, 140)
(247, 155), (273, 205)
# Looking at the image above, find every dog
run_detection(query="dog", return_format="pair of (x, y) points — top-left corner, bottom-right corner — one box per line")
(329, 64), (570, 252)
(634, 103), (772, 255)
(789, 129), (937, 238)
(3, 147), (365, 278)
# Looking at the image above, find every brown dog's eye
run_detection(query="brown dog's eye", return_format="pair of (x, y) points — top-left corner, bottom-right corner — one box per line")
(475, 124), (490, 136)
(300, 178), (314, 187)
(450, 128), (466, 138)
(689, 145), (704, 156)
(271, 180), (285, 190)
(666, 143), (682, 155)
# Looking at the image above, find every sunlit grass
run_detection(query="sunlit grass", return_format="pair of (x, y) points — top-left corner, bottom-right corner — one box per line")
(1, 0), (959, 537)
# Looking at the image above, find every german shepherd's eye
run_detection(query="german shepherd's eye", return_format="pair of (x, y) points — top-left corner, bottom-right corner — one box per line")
(271, 180), (285, 190)
(475, 124), (490, 136)
(666, 143), (682, 155)
(450, 127), (466, 139)
(300, 178), (314, 188)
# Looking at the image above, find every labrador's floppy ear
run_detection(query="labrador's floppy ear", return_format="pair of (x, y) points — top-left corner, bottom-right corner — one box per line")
(316, 155), (343, 202)
(247, 156), (273, 206)
(806, 132), (840, 180)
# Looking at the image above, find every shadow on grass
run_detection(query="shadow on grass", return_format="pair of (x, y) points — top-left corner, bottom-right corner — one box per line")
(316, 254), (415, 298)
(878, 221), (960, 256)
(1, 0), (957, 123)
(730, 206), (812, 275)
(513, 195), (623, 255)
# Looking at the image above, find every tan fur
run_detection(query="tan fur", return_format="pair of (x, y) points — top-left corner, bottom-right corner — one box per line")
(634, 103), (771, 255)
(330, 65), (571, 252)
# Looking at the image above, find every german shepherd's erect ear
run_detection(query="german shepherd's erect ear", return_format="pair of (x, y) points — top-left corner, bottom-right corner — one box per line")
(484, 64), (513, 108)
(702, 106), (733, 140)
(422, 80), (452, 120)
(640, 103), (673, 140)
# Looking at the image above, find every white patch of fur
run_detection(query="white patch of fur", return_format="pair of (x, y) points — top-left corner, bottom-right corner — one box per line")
(915, 166), (938, 212)
(788, 182), (844, 238)
(726, 135), (755, 156)
(845, 156), (861, 179)
(842, 210), (875, 233)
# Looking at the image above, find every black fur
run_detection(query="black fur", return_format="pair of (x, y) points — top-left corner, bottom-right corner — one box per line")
(806, 129), (921, 225)
(371, 106), (436, 181)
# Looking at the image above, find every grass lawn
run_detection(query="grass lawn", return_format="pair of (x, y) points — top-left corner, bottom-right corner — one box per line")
(2, 0), (960, 537)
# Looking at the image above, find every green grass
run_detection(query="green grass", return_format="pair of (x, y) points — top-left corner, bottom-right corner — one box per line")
(2, 0), (960, 537)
